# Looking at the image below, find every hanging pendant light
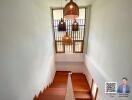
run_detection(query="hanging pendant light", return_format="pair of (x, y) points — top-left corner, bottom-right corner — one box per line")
(58, 18), (66, 31)
(72, 19), (79, 31)
(58, 0), (66, 31)
(62, 32), (72, 45)
(64, 0), (79, 19)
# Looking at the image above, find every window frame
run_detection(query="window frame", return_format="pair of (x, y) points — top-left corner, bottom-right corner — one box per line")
(51, 7), (86, 53)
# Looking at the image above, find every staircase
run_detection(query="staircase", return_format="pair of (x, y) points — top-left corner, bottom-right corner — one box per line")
(71, 73), (91, 100)
(33, 71), (98, 100)
(34, 71), (69, 100)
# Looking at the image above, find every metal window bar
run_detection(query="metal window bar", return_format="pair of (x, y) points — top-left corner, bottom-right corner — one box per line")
(54, 19), (85, 53)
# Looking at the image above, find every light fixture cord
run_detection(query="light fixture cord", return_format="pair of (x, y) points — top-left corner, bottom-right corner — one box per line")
(61, 0), (63, 18)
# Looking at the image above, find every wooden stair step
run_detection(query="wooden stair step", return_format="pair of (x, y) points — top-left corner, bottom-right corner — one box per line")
(74, 91), (91, 100)
(71, 73), (91, 93)
(50, 83), (67, 88)
(39, 95), (65, 100)
(34, 71), (69, 100)
(34, 72), (93, 100)
(71, 73), (92, 100)
(43, 88), (66, 95)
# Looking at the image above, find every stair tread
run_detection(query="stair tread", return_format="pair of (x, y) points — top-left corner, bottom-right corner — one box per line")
(35, 71), (69, 100)
(74, 91), (91, 99)
(43, 88), (66, 95)
(71, 73), (90, 93)
(34, 72), (93, 100)
(71, 73), (92, 100)
(39, 95), (65, 100)
(50, 83), (67, 88)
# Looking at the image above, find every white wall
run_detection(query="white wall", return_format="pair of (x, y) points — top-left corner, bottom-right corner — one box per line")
(37, 0), (95, 8)
(0, 0), (55, 100)
(65, 73), (75, 100)
(55, 53), (84, 62)
(56, 62), (85, 73)
(85, 0), (132, 100)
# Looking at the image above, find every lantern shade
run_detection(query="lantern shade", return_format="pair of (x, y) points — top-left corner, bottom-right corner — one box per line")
(72, 19), (79, 31)
(62, 32), (72, 45)
(58, 18), (66, 31)
(64, 0), (79, 19)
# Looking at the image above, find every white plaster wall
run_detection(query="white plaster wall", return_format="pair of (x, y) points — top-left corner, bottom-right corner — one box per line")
(65, 73), (75, 100)
(0, 0), (55, 100)
(56, 62), (85, 73)
(37, 0), (95, 8)
(85, 0), (132, 100)
(55, 53), (84, 62)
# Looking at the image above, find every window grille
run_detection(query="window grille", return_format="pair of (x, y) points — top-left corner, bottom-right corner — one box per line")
(52, 8), (86, 53)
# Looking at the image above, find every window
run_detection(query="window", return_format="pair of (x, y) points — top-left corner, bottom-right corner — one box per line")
(52, 8), (86, 53)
